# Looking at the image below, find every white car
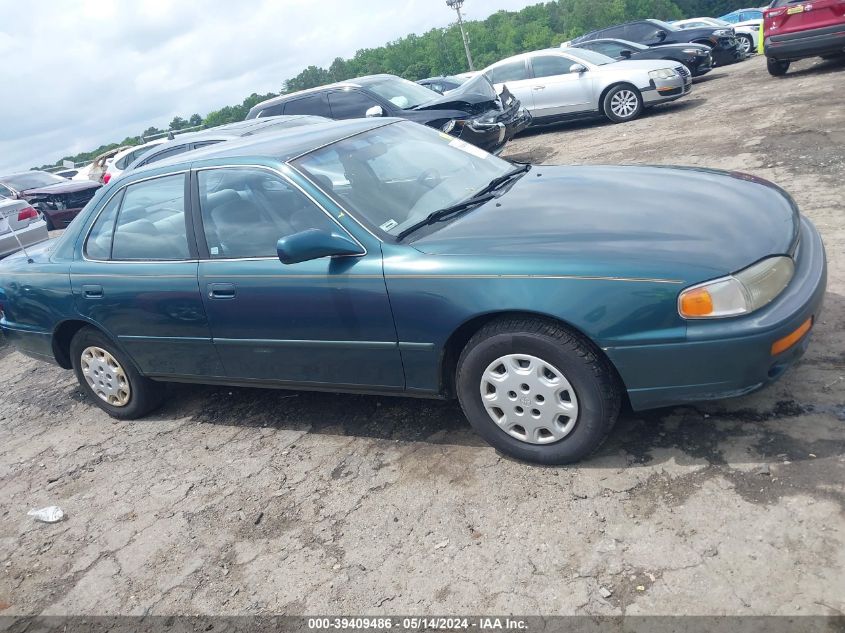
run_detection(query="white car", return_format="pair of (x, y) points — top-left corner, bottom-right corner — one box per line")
(103, 139), (167, 184)
(482, 47), (691, 125)
(674, 17), (760, 55)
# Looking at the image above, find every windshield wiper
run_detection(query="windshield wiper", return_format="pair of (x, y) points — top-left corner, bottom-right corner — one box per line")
(396, 164), (531, 241)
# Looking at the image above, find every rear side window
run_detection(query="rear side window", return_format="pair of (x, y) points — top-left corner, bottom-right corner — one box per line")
(327, 90), (381, 119)
(110, 175), (189, 260)
(487, 60), (529, 84)
(284, 93), (332, 117)
(531, 55), (580, 78)
(138, 145), (190, 167)
(84, 190), (124, 260)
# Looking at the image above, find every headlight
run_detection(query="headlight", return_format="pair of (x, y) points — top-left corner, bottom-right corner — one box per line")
(441, 120), (458, 134)
(649, 68), (677, 80)
(682, 47), (705, 55)
(678, 256), (795, 319)
(713, 28), (732, 37)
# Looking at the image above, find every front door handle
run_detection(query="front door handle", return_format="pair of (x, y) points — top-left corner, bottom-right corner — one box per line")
(533, 85), (546, 90)
(207, 283), (236, 300)
(82, 284), (103, 299)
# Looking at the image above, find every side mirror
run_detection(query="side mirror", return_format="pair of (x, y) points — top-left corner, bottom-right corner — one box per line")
(277, 229), (364, 265)
(570, 63), (587, 74)
(620, 49), (634, 58)
(365, 105), (384, 118)
(656, 30), (667, 41)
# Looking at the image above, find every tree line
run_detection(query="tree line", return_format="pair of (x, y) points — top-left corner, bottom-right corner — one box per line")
(34, 0), (751, 171)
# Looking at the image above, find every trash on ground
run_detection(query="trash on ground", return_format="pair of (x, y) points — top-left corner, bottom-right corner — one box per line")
(27, 506), (64, 523)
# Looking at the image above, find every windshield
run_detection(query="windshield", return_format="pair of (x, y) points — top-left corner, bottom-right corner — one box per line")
(2, 171), (66, 190)
(293, 122), (513, 237)
(363, 77), (439, 109)
(564, 48), (616, 66)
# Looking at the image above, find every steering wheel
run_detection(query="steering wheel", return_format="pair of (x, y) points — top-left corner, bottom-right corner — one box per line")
(416, 168), (442, 189)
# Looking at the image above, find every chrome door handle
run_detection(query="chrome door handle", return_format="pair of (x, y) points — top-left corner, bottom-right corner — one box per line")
(533, 85), (546, 90)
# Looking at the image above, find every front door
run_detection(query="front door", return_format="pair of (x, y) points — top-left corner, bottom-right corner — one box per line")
(71, 173), (222, 378)
(527, 54), (594, 118)
(194, 166), (404, 389)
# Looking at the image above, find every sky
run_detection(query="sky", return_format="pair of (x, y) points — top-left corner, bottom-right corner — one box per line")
(0, 0), (538, 173)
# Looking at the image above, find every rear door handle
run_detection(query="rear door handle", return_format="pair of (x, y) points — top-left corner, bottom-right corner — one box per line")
(82, 284), (103, 299)
(207, 283), (236, 300)
(533, 85), (545, 90)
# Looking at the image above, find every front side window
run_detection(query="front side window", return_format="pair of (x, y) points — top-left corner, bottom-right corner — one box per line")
(327, 90), (382, 119)
(294, 121), (513, 238)
(283, 93), (332, 117)
(111, 175), (189, 260)
(531, 55), (580, 78)
(198, 168), (339, 259)
(487, 60), (529, 84)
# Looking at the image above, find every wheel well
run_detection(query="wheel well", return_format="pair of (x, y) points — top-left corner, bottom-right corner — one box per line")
(439, 311), (627, 399)
(52, 320), (91, 369)
(598, 82), (640, 110)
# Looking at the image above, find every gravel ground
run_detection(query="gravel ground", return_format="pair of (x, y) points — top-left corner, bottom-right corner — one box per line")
(0, 55), (843, 617)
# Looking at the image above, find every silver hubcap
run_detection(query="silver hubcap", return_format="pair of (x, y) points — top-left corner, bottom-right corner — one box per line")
(81, 346), (131, 407)
(739, 37), (751, 53)
(480, 354), (579, 445)
(610, 89), (638, 118)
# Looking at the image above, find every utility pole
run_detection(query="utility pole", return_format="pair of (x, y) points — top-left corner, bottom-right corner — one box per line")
(446, 0), (474, 71)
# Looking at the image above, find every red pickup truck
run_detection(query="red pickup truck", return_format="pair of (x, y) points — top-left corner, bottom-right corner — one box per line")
(764, 0), (845, 75)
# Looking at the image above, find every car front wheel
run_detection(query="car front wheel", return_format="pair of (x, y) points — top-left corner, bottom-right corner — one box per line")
(70, 326), (165, 419)
(456, 317), (621, 465)
(738, 34), (754, 55)
(767, 58), (791, 76)
(602, 84), (644, 124)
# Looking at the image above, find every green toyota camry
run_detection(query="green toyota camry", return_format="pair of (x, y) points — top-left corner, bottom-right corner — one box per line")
(0, 119), (826, 464)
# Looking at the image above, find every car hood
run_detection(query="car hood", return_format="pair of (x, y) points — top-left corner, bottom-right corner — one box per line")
(412, 165), (800, 283)
(603, 58), (690, 72)
(413, 74), (500, 113)
(22, 180), (101, 196)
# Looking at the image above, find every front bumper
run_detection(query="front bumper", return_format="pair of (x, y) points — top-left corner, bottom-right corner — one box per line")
(688, 53), (714, 76)
(0, 220), (49, 257)
(606, 215), (827, 411)
(457, 107), (533, 154)
(765, 24), (845, 61)
(644, 72), (692, 104)
(712, 42), (745, 65)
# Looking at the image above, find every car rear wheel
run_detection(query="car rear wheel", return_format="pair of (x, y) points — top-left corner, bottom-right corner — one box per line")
(602, 84), (643, 124)
(70, 326), (165, 419)
(456, 317), (621, 465)
(738, 34), (753, 55)
(767, 58), (791, 76)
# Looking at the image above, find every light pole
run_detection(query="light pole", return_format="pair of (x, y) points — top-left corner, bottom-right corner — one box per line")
(446, 0), (474, 71)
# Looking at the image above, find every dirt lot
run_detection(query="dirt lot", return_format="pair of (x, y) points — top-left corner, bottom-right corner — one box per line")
(1, 55), (843, 617)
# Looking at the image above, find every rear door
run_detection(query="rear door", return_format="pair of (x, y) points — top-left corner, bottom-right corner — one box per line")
(527, 54), (593, 117)
(485, 59), (535, 111)
(766, 0), (845, 35)
(71, 173), (222, 378)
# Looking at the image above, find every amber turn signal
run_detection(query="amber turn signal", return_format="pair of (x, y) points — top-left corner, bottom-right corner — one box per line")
(679, 287), (714, 317)
(771, 317), (813, 356)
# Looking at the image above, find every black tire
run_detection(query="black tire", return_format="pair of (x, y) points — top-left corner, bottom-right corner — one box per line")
(601, 84), (644, 124)
(70, 326), (165, 419)
(456, 317), (622, 465)
(767, 58), (791, 76)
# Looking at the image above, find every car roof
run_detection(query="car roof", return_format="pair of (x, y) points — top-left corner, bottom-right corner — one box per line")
(131, 118), (397, 176)
(247, 75), (400, 114)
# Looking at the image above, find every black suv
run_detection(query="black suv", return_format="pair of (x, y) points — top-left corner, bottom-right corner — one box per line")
(245, 74), (532, 154)
(571, 19), (743, 66)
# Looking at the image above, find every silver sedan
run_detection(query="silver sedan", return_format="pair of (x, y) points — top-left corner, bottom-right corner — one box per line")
(0, 198), (49, 258)
(483, 47), (692, 125)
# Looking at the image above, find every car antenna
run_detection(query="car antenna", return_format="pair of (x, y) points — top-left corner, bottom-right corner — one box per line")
(6, 220), (34, 263)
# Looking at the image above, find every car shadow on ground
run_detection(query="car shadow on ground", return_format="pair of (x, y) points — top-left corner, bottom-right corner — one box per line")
(777, 56), (845, 78)
(167, 292), (845, 470)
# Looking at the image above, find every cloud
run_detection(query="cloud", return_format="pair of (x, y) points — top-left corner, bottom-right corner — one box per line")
(0, 0), (535, 172)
